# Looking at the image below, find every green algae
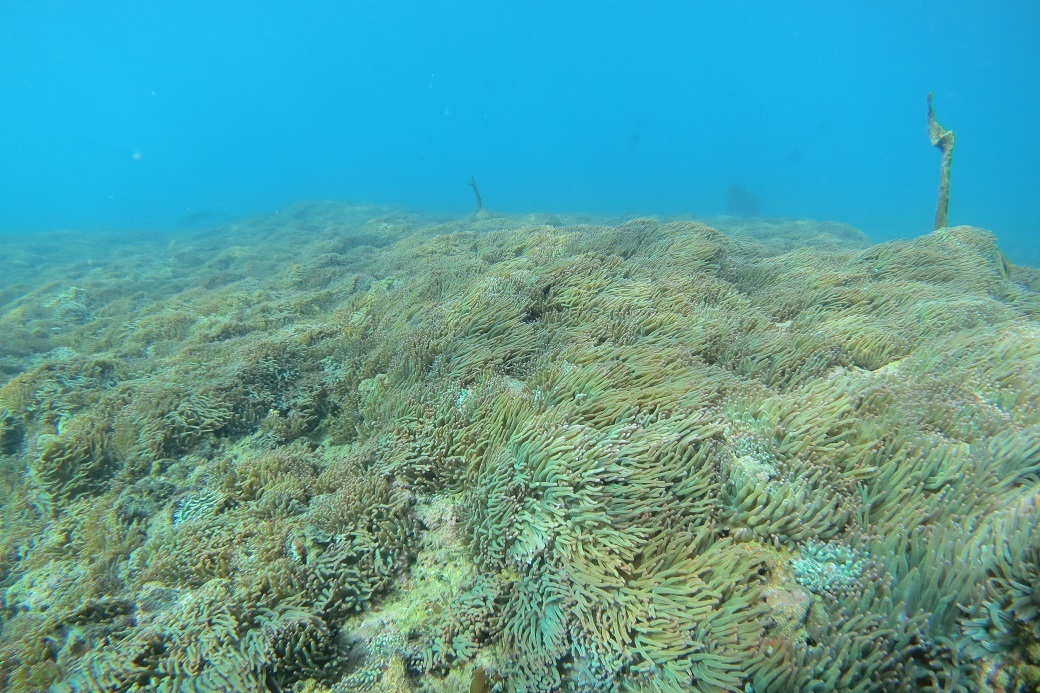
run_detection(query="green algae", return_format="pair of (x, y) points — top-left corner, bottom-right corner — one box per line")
(0, 202), (1037, 691)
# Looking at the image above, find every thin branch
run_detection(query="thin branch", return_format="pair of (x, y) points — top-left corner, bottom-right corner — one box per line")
(927, 92), (955, 230)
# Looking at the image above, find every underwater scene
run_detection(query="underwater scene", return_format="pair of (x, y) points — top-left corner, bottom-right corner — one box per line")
(2, 2), (1040, 692)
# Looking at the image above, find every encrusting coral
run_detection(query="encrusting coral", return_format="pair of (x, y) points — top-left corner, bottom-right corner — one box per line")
(0, 202), (1037, 691)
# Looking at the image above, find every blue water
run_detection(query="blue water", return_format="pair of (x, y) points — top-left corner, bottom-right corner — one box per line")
(1, 1), (1037, 262)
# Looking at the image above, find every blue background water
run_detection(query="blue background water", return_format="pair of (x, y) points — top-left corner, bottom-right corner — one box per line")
(1, 1), (1037, 262)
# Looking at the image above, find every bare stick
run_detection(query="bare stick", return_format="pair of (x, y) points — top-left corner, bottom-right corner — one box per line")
(469, 176), (483, 209)
(927, 92), (955, 230)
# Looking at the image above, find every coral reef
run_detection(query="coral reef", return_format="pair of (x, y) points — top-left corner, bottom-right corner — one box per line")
(0, 202), (1037, 691)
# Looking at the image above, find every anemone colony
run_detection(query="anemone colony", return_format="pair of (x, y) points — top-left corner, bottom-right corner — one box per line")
(0, 203), (1038, 691)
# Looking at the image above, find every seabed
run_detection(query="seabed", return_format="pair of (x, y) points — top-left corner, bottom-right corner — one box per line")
(1, 202), (1039, 692)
